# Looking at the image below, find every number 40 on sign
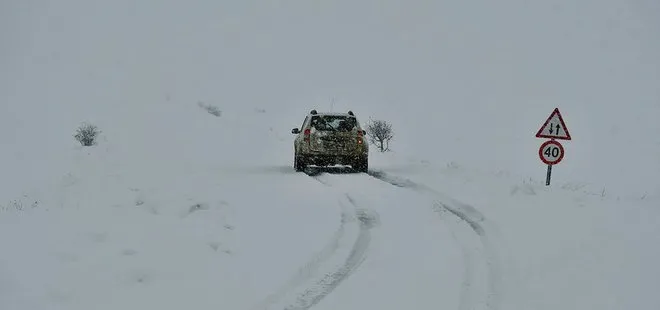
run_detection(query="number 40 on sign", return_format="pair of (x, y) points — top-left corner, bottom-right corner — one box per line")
(539, 140), (564, 165)
(535, 108), (572, 186)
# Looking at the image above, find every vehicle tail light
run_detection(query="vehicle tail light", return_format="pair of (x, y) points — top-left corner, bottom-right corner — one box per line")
(304, 128), (311, 142)
(357, 137), (363, 144)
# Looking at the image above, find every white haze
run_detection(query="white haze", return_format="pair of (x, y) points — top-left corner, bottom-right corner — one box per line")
(3, 0), (659, 198)
(1, 1), (659, 309)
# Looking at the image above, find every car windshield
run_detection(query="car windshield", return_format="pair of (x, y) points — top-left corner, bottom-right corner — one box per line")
(311, 115), (357, 132)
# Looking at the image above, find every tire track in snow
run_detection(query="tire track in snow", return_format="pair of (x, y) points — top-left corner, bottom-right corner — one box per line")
(367, 170), (502, 310)
(251, 172), (373, 310)
(283, 193), (373, 310)
(249, 200), (350, 310)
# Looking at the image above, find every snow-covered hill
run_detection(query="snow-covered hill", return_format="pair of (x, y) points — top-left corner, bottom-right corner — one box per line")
(2, 1), (659, 309)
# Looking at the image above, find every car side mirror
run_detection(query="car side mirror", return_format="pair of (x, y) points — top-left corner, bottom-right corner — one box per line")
(292, 128), (300, 134)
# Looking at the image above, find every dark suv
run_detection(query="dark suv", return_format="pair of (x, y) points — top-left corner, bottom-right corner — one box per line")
(291, 110), (369, 172)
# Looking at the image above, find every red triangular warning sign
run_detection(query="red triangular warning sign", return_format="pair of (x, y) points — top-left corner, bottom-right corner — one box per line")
(536, 108), (572, 140)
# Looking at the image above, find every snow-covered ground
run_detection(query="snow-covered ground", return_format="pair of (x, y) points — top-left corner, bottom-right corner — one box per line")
(2, 103), (658, 310)
(369, 153), (660, 310)
(2, 0), (660, 309)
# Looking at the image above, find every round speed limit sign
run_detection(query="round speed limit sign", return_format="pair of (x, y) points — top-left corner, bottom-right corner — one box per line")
(539, 140), (565, 165)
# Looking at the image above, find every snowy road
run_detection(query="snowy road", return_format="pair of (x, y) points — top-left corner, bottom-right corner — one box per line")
(251, 168), (501, 310)
(368, 170), (503, 310)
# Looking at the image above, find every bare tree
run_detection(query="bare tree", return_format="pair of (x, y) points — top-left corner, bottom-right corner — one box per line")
(366, 119), (394, 152)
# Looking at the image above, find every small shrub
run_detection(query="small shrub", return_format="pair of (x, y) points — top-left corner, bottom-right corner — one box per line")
(0, 199), (38, 212)
(198, 101), (222, 117)
(74, 122), (101, 146)
(446, 161), (460, 169)
(1, 200), (22, 211)
(365, 119), (394, 152)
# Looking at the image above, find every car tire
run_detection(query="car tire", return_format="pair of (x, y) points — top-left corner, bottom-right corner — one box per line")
(353, 157), (368, 173)
(294, 154), (306, 172)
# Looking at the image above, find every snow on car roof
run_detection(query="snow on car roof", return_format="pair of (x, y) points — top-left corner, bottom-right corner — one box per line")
(310, 112), (355, 117)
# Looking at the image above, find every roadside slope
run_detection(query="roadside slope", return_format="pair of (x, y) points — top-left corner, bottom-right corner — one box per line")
(0, 105), (344, 310)
(369, 152), (660, 310)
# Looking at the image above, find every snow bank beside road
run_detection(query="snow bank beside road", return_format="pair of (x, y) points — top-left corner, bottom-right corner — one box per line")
(369, 151), (660, 310)
(0, 167), (341, 310)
